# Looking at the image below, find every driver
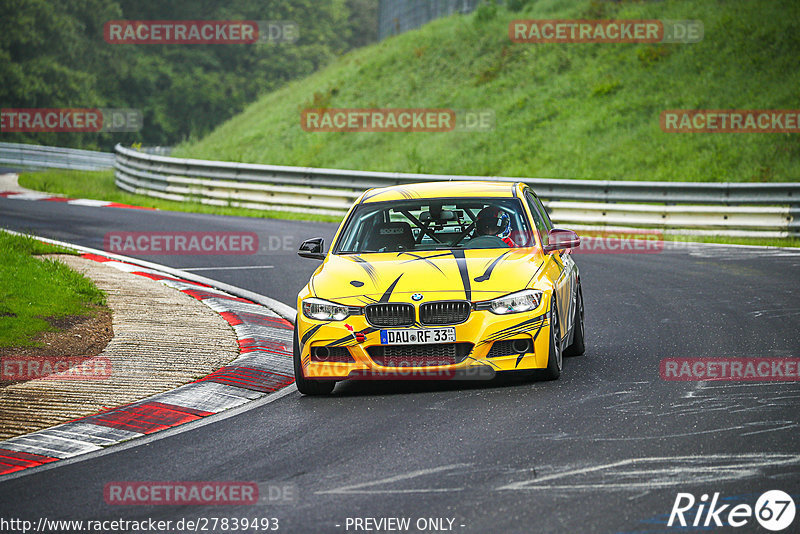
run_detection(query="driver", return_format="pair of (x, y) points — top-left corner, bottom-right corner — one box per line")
(464, 207), (515, 248)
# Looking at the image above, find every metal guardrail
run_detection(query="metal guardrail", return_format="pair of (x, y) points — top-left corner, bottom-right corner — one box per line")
(114, 144), (799, 238)
(0, 142), (114, 171)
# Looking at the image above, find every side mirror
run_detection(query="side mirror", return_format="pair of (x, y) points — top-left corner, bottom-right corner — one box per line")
(544, 228), (580, 253)
(298, 237), (325, 260)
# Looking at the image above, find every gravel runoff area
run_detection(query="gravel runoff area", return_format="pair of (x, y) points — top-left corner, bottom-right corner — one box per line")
(0, 254), (239, 440)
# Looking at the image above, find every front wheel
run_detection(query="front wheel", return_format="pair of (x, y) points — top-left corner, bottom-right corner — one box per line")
(564, 284), (585, 357)
(293, 323), (335, 395)
(538, 298), (562, 380)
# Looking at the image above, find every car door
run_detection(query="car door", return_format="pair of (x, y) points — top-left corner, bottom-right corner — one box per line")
(524, 189), (576, 342)
(536, 193), (580, 341)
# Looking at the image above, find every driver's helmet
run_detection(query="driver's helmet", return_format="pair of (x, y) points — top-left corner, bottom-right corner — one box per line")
(475, 206), (511, 237)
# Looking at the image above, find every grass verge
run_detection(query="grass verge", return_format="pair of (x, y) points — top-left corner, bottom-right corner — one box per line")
(175, 0), (800, 182)
(0, 231), (107, 347)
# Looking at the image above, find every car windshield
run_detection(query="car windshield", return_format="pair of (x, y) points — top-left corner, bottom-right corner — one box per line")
(335, 197), (535, 254)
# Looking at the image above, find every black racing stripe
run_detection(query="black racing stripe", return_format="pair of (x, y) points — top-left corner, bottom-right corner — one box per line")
(530, 317), (546, 341)
(379, 274), (404, 302)
(452, 249), (471, 301)
(395, 187), (417, 200)
(515, 317), (547, 368)
(409, 251), (455, 260)
(487, 313), (546, 338)
(300, 324), (323, 348)
(466, 355), (500, 370)
(489, 315), (543, 338)
(399, 252), (445, 275)
(483, 321), (546, 347)
(474, 251), (511, 283)
(351, 255), (380, 286)
(479, 314), (548, 345)
(489, 322), (545, 343)
(526, 258), (548, 287)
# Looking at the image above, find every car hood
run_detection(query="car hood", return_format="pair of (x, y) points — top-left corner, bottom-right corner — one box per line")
(310, 249), (548, 304)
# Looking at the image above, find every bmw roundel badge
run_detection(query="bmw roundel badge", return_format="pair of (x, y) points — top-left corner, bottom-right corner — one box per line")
(411, 293), (423, 301)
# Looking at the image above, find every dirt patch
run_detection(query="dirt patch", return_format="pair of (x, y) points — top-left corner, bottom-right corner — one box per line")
(0, 305), (113, 386)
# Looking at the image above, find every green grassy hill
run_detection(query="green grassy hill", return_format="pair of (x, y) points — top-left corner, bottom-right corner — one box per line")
(176, 0), (800, 182)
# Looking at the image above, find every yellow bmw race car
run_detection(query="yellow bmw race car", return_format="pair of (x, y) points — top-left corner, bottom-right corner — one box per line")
(293, 181), (584, 395)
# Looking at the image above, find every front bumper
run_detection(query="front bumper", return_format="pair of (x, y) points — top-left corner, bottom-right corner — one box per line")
(297, 303), (553, 381)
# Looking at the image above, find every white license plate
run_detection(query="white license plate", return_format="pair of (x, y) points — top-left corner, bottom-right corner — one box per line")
(380, 328), (455, 345)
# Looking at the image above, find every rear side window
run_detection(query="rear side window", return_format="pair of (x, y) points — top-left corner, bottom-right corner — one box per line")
(524, 191), (550, 248)
(533, 194), (554, 230)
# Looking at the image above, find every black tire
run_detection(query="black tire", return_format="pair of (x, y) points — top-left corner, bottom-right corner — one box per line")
(293, 323), (336, 395)
(539, 298), (562, 380)
(564, 284), (585, 357)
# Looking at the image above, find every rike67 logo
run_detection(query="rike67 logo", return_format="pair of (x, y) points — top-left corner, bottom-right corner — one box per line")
(668, 490), (796, 531)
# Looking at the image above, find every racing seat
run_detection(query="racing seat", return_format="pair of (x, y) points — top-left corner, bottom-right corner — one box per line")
(367, 222), (416, 252)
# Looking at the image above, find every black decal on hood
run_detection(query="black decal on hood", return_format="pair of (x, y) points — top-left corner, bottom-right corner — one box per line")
(380, 274), (404, 303)
(474, 251), (511, 283)
(350, 280), (365, 287)
(452, 249), (471, 301)
(399, 252), (445, 275)
(350, 256), (380, 286)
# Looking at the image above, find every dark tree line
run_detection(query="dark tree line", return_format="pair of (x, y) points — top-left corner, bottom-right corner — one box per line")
(0, 0), (378, 149)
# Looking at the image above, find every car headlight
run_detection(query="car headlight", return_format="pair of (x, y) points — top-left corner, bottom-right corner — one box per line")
(302, 297), (351, 321)
(481, 289), (542, 315)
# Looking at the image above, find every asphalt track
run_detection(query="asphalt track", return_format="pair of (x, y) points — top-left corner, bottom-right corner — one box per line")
(1, 197), (799, 533)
